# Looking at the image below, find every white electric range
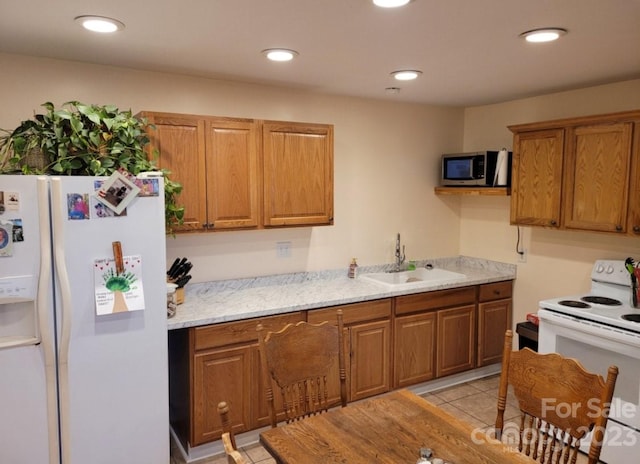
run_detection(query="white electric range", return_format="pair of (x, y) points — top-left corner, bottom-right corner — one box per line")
(538, 260), (640, 464)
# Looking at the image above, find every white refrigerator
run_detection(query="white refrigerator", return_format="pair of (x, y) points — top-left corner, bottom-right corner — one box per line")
(0, 175), (169, 464)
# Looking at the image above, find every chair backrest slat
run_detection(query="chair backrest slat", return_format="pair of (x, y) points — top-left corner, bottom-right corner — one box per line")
(258, 309), (347, 427)
(496, 330), (618, 464)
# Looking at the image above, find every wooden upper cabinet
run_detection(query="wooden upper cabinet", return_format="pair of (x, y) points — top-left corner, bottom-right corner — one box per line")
(628, 123), (640, 235)
(510, 128), (564, 227)
(509, 109), (640, 235)
(141, 112), (334, 232)
(563, 123), (633, 233)
(141, 113), (207, 232)
(205, 118), (260, 230)
(262, 121), (334, 227)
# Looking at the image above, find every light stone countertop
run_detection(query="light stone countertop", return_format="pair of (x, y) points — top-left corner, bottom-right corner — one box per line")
(167, 255), (516, 330)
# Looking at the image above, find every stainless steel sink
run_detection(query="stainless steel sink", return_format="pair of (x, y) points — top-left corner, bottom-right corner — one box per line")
(359, 267), (466, 289)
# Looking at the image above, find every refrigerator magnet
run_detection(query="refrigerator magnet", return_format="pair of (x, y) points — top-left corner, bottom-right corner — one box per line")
(0, 221), (13, 257)
(67, 193), (90, 220)
(5, 192), (19, 210)
(94, 254), (145, 315)
(95, 171), (141, 215)
(10, 219), (24, 242)
(90, 196), (127, 218)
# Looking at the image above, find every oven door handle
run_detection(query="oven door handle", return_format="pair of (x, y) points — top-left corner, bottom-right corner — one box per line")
(539, 309), (640, 350)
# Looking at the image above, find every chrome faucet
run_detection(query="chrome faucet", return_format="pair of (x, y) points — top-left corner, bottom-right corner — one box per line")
(394, 233), (406, 272)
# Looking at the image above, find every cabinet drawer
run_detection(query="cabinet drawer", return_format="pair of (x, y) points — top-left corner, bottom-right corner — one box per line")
(307, 299), (392, 325)
(395, 287), (476, 316)
(478, 281), (513, 302)
(193, 312), (304, 351)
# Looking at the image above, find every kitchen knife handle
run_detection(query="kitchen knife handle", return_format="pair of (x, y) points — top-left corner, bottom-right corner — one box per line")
(167, 257), (181, 276)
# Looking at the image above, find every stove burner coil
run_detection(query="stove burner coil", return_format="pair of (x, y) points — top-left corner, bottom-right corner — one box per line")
(581, 296), (623, 306)
(621, 314), (640, 323)
(558, 300), (591, 308)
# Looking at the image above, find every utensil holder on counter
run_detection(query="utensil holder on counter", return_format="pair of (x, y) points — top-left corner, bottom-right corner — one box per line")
(167, 283), (178, 318)
(633, 281), (639, 308)
(167, 279), (185, 305)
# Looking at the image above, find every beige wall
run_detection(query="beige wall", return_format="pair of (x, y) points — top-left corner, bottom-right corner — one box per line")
(461, 79), (640, 325)
(4, 52), (638, 315)
(0, 52), (464, 282)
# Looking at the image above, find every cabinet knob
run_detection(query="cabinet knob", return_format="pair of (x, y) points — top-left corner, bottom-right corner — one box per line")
(550, 220), (557, 226)
(615, 225), (623, 232)
(634, 226), (640, 233)
(493, 290), (501, 296)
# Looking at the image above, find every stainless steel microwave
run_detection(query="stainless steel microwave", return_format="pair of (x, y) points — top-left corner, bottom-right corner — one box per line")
(440, 150), (509, 186)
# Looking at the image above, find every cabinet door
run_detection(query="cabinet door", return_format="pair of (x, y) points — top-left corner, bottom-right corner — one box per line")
(205, 118), (260, 229)
(349, 320), (391, 401)
(628, 122), (640, 235)
(142, 113), (207, 231)
(563, 123), (633, 233)
(510, 129), (564, 227)
(394, 312), (436, 388)
(436, 305), (475, 378)
(192, 345), (252, 446)
(477, 299), (512, 367)
(262, 121), (334, 226)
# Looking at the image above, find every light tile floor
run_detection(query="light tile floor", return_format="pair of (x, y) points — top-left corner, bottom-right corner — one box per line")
(171, 374), (591, 464)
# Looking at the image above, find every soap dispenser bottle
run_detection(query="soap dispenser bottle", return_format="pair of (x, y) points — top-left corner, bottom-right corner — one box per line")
(348, 258), (358, 279)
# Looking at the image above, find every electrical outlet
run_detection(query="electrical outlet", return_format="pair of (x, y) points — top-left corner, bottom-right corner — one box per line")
(276, 241), (292, 258)
(518, 248), (527, 263)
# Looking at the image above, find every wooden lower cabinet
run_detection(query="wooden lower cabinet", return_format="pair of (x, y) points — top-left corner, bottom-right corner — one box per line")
(436, 305), (476, 377)
(477, 281), (513, 367)
(394, 312), (436, 387)
(192, 345), (252, 446)
(349, 320), (391, 400)
(395, 286), (477, 383)
(168, 312), (304, 448)
(307, 299), (392, 402)
(169, 282), (513, 448)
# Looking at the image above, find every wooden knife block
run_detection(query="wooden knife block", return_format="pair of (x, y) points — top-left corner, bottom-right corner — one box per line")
(176, 287), (185, 305)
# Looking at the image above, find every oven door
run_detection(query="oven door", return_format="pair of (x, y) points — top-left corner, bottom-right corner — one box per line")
(539, 308), (640, 463)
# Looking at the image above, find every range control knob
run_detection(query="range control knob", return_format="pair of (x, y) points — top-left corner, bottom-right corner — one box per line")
(596, 264), (605, 273)
(606, 265), (614, 274)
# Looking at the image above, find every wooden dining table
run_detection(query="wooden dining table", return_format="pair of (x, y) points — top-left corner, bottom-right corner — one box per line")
(260, 389), (536, 463)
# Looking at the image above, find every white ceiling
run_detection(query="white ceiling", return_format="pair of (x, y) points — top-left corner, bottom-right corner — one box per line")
(1, 0), (639, 106)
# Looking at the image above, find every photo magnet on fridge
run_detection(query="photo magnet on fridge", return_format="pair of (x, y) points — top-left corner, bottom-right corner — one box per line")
(95, 171), (141, 215)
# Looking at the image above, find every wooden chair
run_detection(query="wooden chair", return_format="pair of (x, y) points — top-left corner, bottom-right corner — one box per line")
(217, 401), (247, 464)
(495, 330), (618, 464)
(257, 309), (347, 428)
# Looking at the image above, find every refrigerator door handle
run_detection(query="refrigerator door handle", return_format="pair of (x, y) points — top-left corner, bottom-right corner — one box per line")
(37, 177), (61, 464)
(50, 178), (72, 464)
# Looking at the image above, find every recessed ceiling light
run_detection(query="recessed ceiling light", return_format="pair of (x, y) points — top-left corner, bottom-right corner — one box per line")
(262, 49), (299, 62)
(391, 70), (422, 81)
(520, 28), (567, 43)
(373, 0), (411, 7)
(75, 15), (125, 33)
